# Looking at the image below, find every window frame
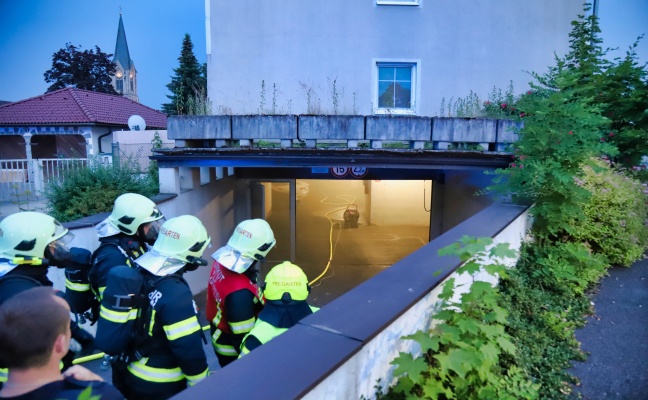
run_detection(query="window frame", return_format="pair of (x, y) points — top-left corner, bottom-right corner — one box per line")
(372, 59), (420, 115)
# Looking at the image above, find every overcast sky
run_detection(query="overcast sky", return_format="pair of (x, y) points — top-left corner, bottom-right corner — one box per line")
(0, 1), (646, 111)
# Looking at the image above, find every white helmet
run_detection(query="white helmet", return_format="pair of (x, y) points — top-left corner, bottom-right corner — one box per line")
(212, 219), (276, 273)
(0, 212), (73, 272)
(98, 193), (164, 242)
(136, 215), (211, 276)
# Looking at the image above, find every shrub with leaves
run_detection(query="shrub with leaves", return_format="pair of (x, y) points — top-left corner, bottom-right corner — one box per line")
(44, 157), (158, 222)
(490, 68), (617, 242)
(390, 237), (539, 400)
(498, 244), (592, 399)
(572, 159), (648, 266)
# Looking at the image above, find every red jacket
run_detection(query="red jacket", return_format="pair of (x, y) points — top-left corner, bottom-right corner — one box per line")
(206, 261), (263, 334)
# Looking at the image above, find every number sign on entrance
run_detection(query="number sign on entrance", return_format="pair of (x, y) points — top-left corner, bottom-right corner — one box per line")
(330, 167), (368, 178)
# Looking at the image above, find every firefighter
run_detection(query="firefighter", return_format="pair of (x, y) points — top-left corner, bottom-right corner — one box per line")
(0, 211), (94, 387)
(105, 215), (211, 400)
(206, 219), (276, 367)
(239, 261), (319, 356)
(64, 193), (164, 320)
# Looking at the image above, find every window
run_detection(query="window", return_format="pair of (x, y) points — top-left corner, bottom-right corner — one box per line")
(116, 79), (123, 92)
(374, 61), (418, 114)
(377, 0), (419, 5)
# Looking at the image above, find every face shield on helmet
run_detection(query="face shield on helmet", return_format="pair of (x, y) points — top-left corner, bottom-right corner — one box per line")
(103, 193), (164, 242)
(263, 261), (310, 301)
(215, 219), (276, 273)
(136, 215), (211, 276)
(0, 212), (70, 263)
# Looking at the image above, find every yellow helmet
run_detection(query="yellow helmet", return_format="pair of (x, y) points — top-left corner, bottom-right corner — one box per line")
(105, 193), (164, 241)
(263, 261), (309, 301)
(0, 212), (72, 261)
(227, 219), (275, 260)
(136, 215), (211, 276)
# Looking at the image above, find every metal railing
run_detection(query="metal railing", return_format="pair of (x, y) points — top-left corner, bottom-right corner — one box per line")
(0, 158), (87, 201)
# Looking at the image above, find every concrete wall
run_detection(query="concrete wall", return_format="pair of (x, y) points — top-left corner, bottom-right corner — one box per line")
(207, 0), (582, 116)
(302, 205), (529, 399)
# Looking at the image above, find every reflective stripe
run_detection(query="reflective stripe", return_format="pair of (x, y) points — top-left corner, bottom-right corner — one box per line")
(185, 367), (209, 386)
(230, 316), (255, 334)
(211, 330), (238, 356)
(65, 280), (90, 292)
(99, 305), (137, 324)
(211, 309), (221, 327)
(127, 358), (184, 383)
(0, 367), (7, 383)
(211, 328), (221, 346)
(149, 309), (157, 336)
(240, 346), (250, 356)
(215, 343), (238, 356)
(164, 316), (201, 341)
(98, 286), (106, 299)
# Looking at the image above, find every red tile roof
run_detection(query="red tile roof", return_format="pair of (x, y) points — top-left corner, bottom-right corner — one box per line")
(0, 88), (167, 129)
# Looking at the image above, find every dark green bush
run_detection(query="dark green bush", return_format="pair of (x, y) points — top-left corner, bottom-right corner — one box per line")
(44, 158), (158, 222)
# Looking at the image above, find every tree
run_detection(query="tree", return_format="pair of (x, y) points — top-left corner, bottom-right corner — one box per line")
(162, 34), (208, 115)
(44, 43), (118, 94)
(534, 6), (648, 168)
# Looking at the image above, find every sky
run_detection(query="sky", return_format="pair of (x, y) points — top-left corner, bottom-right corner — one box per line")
(0, 1), (646, 112)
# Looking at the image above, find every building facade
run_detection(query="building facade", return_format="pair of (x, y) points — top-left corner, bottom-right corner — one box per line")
(206, 0), (583, 116)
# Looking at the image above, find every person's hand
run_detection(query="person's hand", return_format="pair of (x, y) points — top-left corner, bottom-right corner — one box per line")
(62, 365), (104, 382)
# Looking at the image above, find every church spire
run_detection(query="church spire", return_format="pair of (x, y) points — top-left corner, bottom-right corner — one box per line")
(114, 14), (131, 72)
(112, 13), (138, 102)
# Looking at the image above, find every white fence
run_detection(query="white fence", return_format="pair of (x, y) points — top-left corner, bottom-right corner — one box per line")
(0, 158), (88, 201)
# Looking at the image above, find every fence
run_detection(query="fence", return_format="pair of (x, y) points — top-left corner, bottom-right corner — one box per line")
(113, 142), (174, 173)
(0, 158), (87, 202)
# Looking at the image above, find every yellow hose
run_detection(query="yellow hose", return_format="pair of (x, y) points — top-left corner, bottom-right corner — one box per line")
(309, 194), (356, 286)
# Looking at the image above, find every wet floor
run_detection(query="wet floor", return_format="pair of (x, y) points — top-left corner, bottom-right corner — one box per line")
(263, 179), (430, 306)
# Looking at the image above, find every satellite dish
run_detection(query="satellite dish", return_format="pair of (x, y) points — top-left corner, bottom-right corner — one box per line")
(128, 115), (146, 131)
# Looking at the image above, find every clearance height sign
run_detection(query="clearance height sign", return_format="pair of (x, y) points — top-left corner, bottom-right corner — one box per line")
(311, 167), (368, 178)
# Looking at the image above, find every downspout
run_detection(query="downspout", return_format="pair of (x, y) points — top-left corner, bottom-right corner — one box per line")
(97, 129), (113, 153)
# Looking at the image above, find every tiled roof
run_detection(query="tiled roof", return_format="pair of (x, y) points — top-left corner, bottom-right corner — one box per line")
(0, 88), (167, 128)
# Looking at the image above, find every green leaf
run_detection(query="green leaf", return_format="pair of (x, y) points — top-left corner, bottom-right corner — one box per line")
(392, 352), (429, 384)
(496, 336), (517, 355)
(435, 348), (479, 380)
(480, 342), (501, 364)
(404, 330), (441, 352)
(439, 278), (456, 301)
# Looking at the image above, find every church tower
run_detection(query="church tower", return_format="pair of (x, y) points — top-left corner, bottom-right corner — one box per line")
(112, 13), (139, 102)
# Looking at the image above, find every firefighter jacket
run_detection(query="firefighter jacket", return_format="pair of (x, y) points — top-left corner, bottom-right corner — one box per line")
(115, 272), (208, 396)
(206, 261), (263, 360)
(66, 235), (145, 320)
(239, 300), (319, 357)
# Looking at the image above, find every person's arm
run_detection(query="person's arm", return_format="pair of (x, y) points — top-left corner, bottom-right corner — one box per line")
(62, 365), (103, 382)
(159, 281), (209, 387)
(224, 289), (258, 352)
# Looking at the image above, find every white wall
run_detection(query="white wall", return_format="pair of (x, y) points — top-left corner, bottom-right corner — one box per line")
(208, 0), (582, 116)
(113, 129), (172, 145)
(370, 180), (431, 226)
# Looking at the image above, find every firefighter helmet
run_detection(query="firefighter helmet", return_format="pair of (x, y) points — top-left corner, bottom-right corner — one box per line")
(213, 219), (276, 273)
(0, 211), (73, 262)
(136, 215), (211, 276)
(102, 193), (164, 241)
(263, 261), (309, 301)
